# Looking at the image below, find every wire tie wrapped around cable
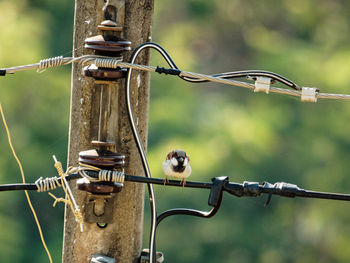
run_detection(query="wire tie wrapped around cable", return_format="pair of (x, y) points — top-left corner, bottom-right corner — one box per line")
(37, 56), (64, 72)
(254, 76), (271, 94)
(93, 57), (122, 69)
(35, 176), (62, 192)
(301, 87), (318, 102)
(98, 169), (125, 183)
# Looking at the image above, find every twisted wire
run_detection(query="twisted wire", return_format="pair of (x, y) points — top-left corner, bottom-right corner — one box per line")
(35, 176), (62, 192)
(37, 56), (64, 72)
(93, 57), (122, 68)
(78, 163), (125, 183)
(98, 169), (125, 183)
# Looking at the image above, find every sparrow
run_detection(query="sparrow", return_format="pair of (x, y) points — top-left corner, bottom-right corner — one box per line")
(162, 150), (192, 187)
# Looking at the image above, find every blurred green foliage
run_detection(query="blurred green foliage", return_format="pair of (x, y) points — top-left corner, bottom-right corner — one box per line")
(1, 0), (350, 262)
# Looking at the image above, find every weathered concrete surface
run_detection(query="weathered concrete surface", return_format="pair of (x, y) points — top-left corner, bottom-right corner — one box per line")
(63, 1), (153, 262)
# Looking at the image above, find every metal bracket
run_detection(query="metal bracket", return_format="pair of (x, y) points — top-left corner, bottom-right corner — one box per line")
(84, 193), (116, 223)
(77, 177), (123, 224)
(91, 254), (115, 263)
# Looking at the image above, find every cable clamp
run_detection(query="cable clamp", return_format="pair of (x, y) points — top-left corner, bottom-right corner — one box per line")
(301, 87), (318, 102)
(243, 181), (260, 196)
(254, 77), (271, 94)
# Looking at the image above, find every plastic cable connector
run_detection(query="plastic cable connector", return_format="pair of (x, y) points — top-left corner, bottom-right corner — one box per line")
(155, 66), (181, 76)
(301, 87), (318, 102)
(254, 77), (271, 94)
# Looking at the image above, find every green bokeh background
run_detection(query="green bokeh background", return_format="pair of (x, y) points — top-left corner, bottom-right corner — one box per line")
(1, 0), (350, 262)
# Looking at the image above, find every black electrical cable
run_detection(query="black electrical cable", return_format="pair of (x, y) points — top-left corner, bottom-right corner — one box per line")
(4, 173), (350, 204)
(156, 206), (221, 226)
(152, 195), (222, 261)
(125, 42), (227, 263)
(125, 43), (164, 263)
(0, 174), (81, 191)
(134, 42), (299, 90)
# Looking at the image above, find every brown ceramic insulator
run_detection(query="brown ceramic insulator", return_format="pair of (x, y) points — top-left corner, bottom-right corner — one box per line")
(83, 66), (127, 80)
(77, 178), (123, 195)
(85, 35), (131, 56)
(79, 149), (125, 169)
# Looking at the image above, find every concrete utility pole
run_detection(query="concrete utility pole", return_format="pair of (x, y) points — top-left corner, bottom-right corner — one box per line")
(62, 0), (154, 262)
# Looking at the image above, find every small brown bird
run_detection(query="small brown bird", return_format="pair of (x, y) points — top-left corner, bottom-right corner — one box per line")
(162, 150), (192, 186)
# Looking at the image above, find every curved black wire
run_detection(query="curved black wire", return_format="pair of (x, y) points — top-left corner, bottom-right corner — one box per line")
(156, 205), (221, 226)
(126, 42), (222, 263)
(125, 42), (196, 263)
(125, 43), (159, 263)
(152, 180), (224, 262)
(132, 42), (299, 90)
